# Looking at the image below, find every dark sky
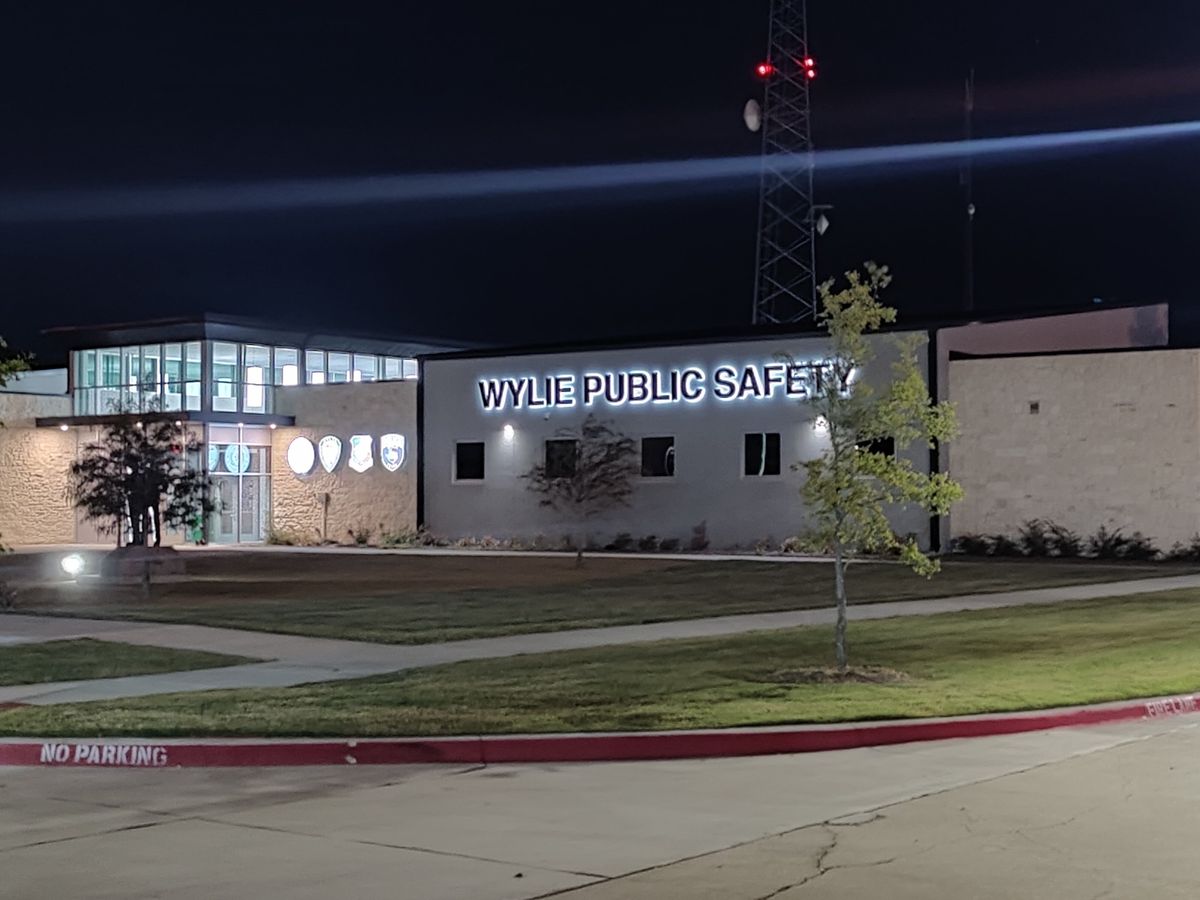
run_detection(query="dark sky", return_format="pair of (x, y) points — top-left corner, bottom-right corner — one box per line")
(3, 2), (1199, 363)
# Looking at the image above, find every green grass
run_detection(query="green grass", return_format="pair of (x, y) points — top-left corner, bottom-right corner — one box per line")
(6, 589), (1200, 737)
(10, 555), (1190, 645)
(0, 639), (256, 687)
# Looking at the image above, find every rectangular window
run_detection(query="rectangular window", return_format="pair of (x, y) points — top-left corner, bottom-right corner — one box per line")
(211, 342), (239, 413)
(305, 350), (326, 385)
(455, 441), (485, 481)
(402, 358), (419, 380)
(352, 353), (377, 382)
(544, 439), (579, 479)
(857, 436), (896, 457)
(185, 342), (202, 411)
(163, 343), (183, 412)
(383, 357), (403, 380)
(744, 433), (782, 477)
(641, 436), (675, 478)
(327, 351), (351, 384)
(243, 344), (271, 413)
(274, 348), (300, 386)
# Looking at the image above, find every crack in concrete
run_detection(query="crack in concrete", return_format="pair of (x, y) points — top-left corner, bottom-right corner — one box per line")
(0, 817), (178, 853)
(192, 815), (604, 880)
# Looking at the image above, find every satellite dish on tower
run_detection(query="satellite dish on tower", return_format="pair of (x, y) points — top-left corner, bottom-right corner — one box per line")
(743, 99), (762, 133)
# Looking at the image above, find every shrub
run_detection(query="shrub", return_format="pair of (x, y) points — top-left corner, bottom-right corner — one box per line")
(1120, 531), (1159, 561)
(1018, 519), (1051, 557)
(637, 535), (660, 553)
(266, 528), (297, 546)
(347, 523), (374, 546)
(989, 534), (1023, 557)
(1045, 522), (1083, 558)
(1166, 534), (1200, 562)
(659, 537), (681, 553)
(0, 581), (16, 611)
(1087, 526), (1158, 560)
(605, 532), (634, 552)
(780, 532), (831, 555)
(951, 533), (992, 556)
(689, 522), (710, 553)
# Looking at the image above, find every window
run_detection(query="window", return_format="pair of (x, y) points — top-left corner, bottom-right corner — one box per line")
(164, 343), (183, 411)
(545, 439), (579, 479)
(327, 352), (351, 384)
(383, 357), (403, 380)
(641, 436), (675, 477)
(305, 350), (326, 385)
(744, 433), (781, 477)
(352, 353), (378, 382)
(243, 344), (270, 413)
(211, 342), (239, 413)
(857, 436), (896, 457)
(274, 348), (300, 386)
(455, 442), (485, 481)
(184, 342), (202, 411)
(402, 358), (419, 380)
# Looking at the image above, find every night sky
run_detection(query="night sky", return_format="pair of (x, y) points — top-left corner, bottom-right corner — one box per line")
(3, 2), (1198, 364)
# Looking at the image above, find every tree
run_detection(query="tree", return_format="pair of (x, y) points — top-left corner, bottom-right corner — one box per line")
(797, 263), (963, 671)
(0, 335), (29, 552)
(522, 414), (639, 563)
(69, 408), (213, 547)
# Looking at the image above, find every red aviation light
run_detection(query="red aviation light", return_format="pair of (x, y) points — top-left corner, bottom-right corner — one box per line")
(802, 55), (817, 79)
(755, 61), (776, 78)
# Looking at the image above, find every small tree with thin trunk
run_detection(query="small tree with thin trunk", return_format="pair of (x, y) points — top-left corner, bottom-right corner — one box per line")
(798, 263), (963, 671)
(69, 405), (212, 547)
(522, 414), (639, 564)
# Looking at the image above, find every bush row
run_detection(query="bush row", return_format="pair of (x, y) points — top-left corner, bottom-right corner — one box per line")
(953, 520), (1200, 561)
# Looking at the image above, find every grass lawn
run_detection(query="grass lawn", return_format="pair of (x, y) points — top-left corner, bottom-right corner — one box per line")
(5, 589), (1200, 737)
(7, 551), (1193, 645)
(0, 638), (256, 687)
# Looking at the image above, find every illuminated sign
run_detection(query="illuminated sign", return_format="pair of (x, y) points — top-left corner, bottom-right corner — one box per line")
(477, 362), (841, 412)
(348, 435), (374, 473)
(380, 433), (406, 472)
(286, 437), (316, 475)
(288, 433), (408, 477)
(318, 435), (342, 473)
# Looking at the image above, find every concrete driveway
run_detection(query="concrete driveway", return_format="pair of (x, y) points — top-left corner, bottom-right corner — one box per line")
(4, 716), (1198, 899)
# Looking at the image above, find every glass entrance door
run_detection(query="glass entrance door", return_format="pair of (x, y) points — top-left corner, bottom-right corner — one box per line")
(207, 425), (272, 543)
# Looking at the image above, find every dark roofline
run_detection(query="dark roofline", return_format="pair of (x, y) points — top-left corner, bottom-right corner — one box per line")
(948, 343), (1186, 363)
(420, 300), (1168, 363)
(43, 311), (477, 354)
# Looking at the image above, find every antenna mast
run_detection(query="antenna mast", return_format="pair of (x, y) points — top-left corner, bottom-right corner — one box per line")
(751, 0), (818, 325)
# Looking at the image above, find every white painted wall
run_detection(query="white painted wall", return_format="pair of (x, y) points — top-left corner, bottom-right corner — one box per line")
(422, 332), (932, 550)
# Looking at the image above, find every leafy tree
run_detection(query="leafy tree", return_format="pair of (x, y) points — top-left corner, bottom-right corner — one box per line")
(797, 263), (963, 671)
(522, 414), (639, 564)
(69, 406), (213, 547)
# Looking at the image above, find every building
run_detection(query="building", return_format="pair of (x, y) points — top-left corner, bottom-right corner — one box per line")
(0, 303), (1174, 551)
(418, 303), (1169, 551)
(1, 314), (463, 546)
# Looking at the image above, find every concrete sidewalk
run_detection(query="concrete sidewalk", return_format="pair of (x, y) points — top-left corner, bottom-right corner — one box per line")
(3, 571), (1200, 705)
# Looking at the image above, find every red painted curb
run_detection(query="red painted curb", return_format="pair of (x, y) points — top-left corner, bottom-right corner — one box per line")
(2, 693), (1197, 768)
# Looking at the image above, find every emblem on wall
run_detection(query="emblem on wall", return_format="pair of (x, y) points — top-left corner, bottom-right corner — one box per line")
(348, 435), (374, 473)
(286, 437), (316, 475)
(318, 435), (342, 473)
(380, 433), (406, 472)
(224, 443), (251, 474)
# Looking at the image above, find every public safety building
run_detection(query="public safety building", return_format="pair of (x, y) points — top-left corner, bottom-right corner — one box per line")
(0, 302), (1185, 552)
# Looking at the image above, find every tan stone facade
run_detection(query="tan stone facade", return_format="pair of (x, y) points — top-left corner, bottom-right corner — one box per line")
(271, 381), (418, 544)
(949, 350), (1200, 548)
(0, 393), (75, 545)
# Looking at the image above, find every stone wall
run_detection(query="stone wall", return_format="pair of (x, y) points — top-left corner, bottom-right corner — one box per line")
(271, 381), (417, 544)
(0, 393), (76, 545)
(949, 350), (1200, 548)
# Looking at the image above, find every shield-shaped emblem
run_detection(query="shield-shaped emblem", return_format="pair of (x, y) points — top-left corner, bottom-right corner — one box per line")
(348, 434), (374, 473)
(318, 435), (342, 473)
(380, 433), (406, 472)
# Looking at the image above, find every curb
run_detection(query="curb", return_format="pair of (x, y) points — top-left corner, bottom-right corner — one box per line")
(3, 693), (1198, 769)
